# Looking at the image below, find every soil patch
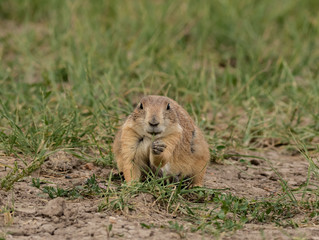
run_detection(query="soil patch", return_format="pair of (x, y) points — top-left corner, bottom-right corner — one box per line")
(1, 149), (318, 239)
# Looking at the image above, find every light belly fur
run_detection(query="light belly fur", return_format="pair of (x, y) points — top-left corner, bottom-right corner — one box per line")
(161, 162), (172, 175)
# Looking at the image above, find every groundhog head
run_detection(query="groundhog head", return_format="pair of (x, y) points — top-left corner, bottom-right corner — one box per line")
(131, 95), (182, 138)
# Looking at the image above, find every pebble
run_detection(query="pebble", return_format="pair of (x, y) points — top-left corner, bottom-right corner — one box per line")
(40, 197), (66, 217)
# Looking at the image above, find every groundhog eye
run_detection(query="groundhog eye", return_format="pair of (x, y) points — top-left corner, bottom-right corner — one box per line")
(139, 103), (143, 110)
(166, 103), (170, 110)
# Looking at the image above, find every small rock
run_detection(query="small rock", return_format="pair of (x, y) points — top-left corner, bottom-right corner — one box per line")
(41, 197), (66, 217)
(41, 223), (56, 234)
(109, 216), (117, 224)
(250, 159), (260, 166)
(52, 216), (60, 223)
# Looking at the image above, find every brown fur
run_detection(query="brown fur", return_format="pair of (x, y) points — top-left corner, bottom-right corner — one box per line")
(112, 95), (210, 186)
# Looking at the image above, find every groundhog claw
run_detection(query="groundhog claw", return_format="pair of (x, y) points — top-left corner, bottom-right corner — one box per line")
(152, 140), (166, 155)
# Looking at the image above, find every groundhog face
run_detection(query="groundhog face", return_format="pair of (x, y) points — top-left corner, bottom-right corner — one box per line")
(132, 96), (180, 138)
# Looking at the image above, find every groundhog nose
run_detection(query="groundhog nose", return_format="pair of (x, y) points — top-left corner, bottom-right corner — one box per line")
(149, 121), (159, 127)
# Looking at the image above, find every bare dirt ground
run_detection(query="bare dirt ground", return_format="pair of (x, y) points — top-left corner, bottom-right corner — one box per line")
(1, 149), (319, 240)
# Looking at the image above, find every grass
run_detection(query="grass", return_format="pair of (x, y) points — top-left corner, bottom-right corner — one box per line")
(30, 171), (315, 233)
(0, 0), (319, 236)
(31, 174), (102, 199)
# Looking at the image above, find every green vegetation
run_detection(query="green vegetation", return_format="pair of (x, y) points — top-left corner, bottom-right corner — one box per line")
(1, 0), (319, 235)
(31, 172), (318, 233)
(33, 174), (102, 199)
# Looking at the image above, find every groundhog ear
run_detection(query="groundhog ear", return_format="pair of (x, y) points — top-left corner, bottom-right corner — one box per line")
(166, 103), (170, 110)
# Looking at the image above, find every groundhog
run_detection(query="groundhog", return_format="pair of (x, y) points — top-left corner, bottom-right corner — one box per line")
(112, 95), (210, 187)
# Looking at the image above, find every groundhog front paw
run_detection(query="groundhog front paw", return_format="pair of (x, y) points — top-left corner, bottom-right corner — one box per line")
(152, 140), (166, 155)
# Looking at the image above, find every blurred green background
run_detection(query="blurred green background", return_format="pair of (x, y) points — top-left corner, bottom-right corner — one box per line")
(0, 0), (318, 168)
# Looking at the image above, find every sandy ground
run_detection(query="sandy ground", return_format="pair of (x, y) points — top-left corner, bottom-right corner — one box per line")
(1, 149), (319, 240)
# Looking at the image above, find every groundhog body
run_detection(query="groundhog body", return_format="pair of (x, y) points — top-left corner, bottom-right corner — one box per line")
(113, 95), (210, 186)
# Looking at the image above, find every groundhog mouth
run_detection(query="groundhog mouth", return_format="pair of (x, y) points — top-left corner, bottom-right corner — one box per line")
(147, 130), (162, 136)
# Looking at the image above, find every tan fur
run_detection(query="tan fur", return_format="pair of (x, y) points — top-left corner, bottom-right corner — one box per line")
(112, 95), (210, 186)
